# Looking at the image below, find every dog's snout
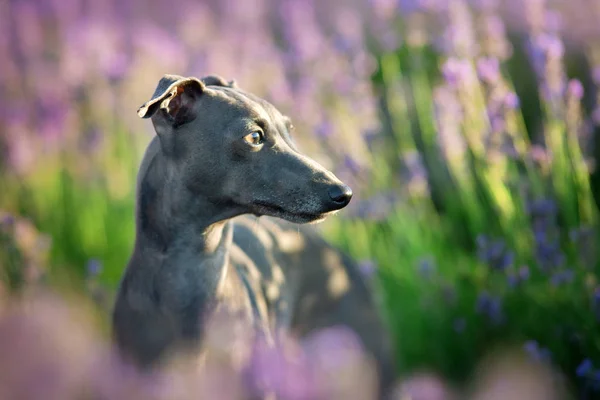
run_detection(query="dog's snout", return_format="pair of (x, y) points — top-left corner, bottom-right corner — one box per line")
(328, 184), (353, 208)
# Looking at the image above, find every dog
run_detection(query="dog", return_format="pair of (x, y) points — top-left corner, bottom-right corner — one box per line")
(112, 74), (395, 398)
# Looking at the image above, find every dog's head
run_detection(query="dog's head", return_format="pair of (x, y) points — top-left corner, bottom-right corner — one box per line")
(137, 74), (352, 224)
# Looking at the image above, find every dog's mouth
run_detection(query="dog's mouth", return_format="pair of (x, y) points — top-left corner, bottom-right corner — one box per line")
(252, 201), (336, 224)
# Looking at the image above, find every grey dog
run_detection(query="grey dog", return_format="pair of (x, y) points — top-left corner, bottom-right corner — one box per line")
(112, 74), (395, 398)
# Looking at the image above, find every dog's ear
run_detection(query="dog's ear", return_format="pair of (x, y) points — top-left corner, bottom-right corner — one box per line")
(137, 74), (206, 124)
(201, 75), (237, 89)
(138, 75), (206, 155)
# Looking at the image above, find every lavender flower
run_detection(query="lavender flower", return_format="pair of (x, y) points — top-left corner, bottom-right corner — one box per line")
(549, 269), (574, 287)
(478, 13), (512, 60)
(507, 265), (530, 288)
(476, 235), (514, 272)
(0, 213), (15, 228)
(396, 372), (452, 400)
(526, 32), (566, 102)
(503, 92), (520, 110)
(245, 336), (317, 400)
(567, 79), (584, 100)
(439, 0), (478, 58)
(400, 150), (430, 197)
(346, 192), (396, 221)
(592, 67), (600, 85)
(343, 155), (362, 175)
(535, 240), (566, 271)
(577, 359), (594, 378)
(315, 119), (334, 139)
(526, 198), (558, 218)
(506, 273), (518, 288)
(544, 10), (563, 33)
(476, 57), (501, 84)
(358, 259), (378, 278)
(575, 359), (600, 393)
(433, 85), (467, 165)
(441, 57), (474, 88)
(86, 259), (102, 278)
(593, 287), (600, 321)
(417, 257), (436, 279)
(523, 340), (552, 363)
(476, 291), (504, 325)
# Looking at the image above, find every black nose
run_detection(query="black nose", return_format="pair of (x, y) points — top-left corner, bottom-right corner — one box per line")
(328, 184), (353, 208)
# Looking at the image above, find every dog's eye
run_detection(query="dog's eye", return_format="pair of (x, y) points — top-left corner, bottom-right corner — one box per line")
(243, 131), (264, 146)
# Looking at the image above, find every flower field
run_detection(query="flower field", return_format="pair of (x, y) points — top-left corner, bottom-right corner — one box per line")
(1, 0), (600, 398)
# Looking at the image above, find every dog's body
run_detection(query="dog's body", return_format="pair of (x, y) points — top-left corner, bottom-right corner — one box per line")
(112, 75), (395, 398)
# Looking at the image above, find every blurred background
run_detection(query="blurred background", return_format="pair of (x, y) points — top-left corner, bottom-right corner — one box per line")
(2, 0), (600, 398)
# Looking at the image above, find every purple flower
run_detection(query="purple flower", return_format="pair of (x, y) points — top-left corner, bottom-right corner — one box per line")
(507, 273), (519, 288)
(550, 269), (574, 287)
(485, 14), (505, 37)
(569, 227), (591, 243)
(343, 155), (362, 175)
(526, 33), (566, 98)
(1, 214), (15, 228)
(489, 115), (506, 133)
(544, 10), (563, 33)
(303, 325), (365, 370)
(519, 265), (530, 280)
(358, 259), (377, 278)
(333, 35), (353, 54)
(362, 129), (379, 152)
(536, 33), (565, 60)
(417, 257), (436, 279)
(529, 145), (551, 165)
(346, 192), (396, 221)
(526, 198), (558, 218)
(593, 288), (600, 320)
(246, 340), (313, 399)
(104, 52), (130, 83)
(592, 67), (600, 85)
(301, 326), (371, 397)
(592, 371), (600, 391)
(507, 266), (529, 288)
(81, 127), (103, 153)
(577, 359), (594, 377)
(476, 292), (504, 325)
(400, 150), (429, 195)
(524, 340), (552, 363)
(397, 0), (424, 14)
(567, 79), (584, 100)
(378, 29), (402, 52)
(476, 57), (501, 84)
(86, 259), (102, 277)
(535, 240), (565, 271)
(36, 98), (69, 143)
(504, 92), (520, 110)
(441, 57), (473, 87)
(315, 120), (333, 139)
(476, 235), (514, 272)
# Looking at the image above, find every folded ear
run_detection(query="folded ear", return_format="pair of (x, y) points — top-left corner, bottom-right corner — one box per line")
(138, 75), (206, 155)
(200, 75), (238, 89)
(137, 74), (206, 125)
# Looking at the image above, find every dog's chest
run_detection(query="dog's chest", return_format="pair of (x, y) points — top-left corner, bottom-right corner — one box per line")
(227, 217), (305, 330)
(220, 244), (286, 333)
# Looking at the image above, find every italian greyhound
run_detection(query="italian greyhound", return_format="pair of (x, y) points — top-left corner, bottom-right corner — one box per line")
(112, 74), (395, 398)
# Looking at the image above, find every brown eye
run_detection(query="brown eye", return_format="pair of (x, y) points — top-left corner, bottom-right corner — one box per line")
(243, 131), (264, 146)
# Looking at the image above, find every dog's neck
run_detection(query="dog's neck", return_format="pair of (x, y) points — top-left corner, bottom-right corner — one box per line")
(133, 147), (238, 300)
